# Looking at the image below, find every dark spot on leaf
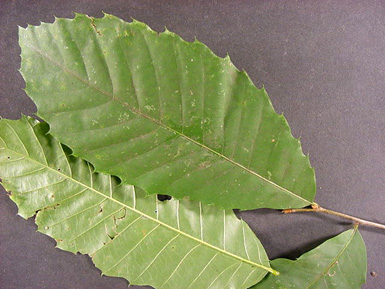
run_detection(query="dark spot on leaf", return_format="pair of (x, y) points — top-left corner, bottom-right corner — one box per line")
(50, 194), (55, 198)
(33, 209), (41, 217)
(107, 233), (115, 241)
(47, 203), (60, 210)
(157, 194), (172, 201)
(57, 168), (61, 171)
(7, 156), (10, 159)
(98, 206), (103, 214)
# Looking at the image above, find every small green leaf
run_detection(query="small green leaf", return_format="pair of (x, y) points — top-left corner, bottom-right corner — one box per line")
(0, 116), (274, 289)
(254, 227), (367, 289)
(19, 13), (316, 210)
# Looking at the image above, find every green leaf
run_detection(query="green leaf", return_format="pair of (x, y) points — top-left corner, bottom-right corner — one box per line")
(254, 227), (367, 289)
(0, 116), (275, 289)
(19, 13), (316, 210)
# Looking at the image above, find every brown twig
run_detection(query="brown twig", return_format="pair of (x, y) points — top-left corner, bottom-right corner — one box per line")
(283, 203), (385, 230)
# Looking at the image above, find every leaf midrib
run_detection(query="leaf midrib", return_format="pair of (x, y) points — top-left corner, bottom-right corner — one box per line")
(22, 37), (311, 206)
(0, 135), (275, 274)
(306, 226), (358, 288)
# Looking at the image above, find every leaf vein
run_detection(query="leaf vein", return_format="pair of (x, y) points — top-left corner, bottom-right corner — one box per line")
(104, 223), (161, 273)
(23, 42), (310, 204)
(3, 142), (273, 273)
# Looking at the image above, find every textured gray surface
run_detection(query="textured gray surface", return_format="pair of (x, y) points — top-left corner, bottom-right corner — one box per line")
(0, 1), (384, 288)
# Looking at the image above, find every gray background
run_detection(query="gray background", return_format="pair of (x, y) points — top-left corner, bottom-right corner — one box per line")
(0, 1), (384, 288)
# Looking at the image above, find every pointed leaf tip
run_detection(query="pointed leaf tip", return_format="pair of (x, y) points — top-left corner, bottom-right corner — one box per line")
(254, 228), (367, 288)
(0, 117), (271, 288)
(18, 14), (316, 210)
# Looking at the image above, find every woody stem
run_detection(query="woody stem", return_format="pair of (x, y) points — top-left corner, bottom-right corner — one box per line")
(283, 203), (385, 230)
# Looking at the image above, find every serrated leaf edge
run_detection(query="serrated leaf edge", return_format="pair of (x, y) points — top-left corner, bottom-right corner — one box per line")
(19, 13), (314, 208)
(0, 120), (277, 275)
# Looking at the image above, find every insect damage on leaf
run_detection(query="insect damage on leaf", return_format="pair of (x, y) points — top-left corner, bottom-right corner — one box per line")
(0, 116), (273, 289)
(0, 12), (370, 289)
(19, 13), (316, 210)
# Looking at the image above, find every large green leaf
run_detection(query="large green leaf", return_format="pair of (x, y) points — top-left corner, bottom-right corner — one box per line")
(19, 13), (316, 210)
(254, 227), (367, 289)
(0, 116), (275, 289)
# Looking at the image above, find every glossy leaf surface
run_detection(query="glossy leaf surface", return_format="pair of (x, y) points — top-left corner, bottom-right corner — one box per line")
(19, 14), (316, 210)
(254, 227), (367, 289)
(0, 117), (273, 289)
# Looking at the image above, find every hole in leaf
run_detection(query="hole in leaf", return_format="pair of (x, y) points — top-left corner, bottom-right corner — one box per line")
(157, 194), (172, 202)
(32, 209), (42, 217)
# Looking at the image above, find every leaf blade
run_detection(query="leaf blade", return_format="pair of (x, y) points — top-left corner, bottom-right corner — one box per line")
(19, 13), (316, 209)
(0, 117), (273, 289)
(254, 227), (367, 288)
